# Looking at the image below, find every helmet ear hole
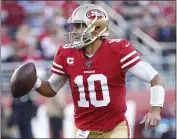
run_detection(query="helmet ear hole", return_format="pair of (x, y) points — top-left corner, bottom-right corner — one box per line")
(95, 26), (100, 32)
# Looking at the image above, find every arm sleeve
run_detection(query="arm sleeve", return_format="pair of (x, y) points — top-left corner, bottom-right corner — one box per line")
(48, 73), (68, 93)
(51, 46), (66, 75)
(120, 40), (141, 71)
(128, 61), (158, 82)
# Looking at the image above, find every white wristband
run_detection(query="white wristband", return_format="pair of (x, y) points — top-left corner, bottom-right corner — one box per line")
(150, 85), (165, 107)
(33, 78), (42, 89)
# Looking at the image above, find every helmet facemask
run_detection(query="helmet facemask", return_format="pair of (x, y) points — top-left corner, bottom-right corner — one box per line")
(64, 15), (107, 49)
(64, 22), (93, 49)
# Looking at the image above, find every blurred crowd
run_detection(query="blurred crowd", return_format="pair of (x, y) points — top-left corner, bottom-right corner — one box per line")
(109, 1), (176, 41)
(1, 1), (79, 62)
(1, 89), (68, 138)
(1, 1), (176, 63)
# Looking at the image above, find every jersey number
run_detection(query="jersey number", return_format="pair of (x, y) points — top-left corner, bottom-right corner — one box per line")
(74, 74), (110, 107)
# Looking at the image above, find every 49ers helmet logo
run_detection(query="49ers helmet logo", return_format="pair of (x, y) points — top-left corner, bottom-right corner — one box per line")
(86, 9), (104, 20)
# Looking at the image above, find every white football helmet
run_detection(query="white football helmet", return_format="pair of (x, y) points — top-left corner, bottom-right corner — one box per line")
(64, 4), (109, 49)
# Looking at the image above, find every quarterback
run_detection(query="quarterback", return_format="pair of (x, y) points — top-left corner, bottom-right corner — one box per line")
(33, 4), (165, 138)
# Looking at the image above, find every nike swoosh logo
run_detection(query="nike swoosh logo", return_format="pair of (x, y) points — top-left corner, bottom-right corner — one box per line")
(125, 43), (130, 47)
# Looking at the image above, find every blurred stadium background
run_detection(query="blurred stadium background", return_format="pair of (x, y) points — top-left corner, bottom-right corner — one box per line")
(1, 1), (176, 138)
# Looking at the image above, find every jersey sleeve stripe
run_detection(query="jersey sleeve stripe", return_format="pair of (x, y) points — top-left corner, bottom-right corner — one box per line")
(120, 50), (137, 63)
(51, 67), (65, 74)
(53, 61), (63, 69)
(121, 56), (139, 69)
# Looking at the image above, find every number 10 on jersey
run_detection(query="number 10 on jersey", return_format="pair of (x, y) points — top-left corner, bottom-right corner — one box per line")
(74, 74), (110, 107)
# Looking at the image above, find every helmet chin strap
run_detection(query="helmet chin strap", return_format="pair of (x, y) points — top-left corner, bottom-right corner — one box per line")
(64, 26), (107, 49)
(78, 27), (107, 49)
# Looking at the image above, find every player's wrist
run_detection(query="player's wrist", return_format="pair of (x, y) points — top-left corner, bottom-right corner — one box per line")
(150, 106), (162, 113)
(150, 85), (165, 108)
(33, 78), (42, 89)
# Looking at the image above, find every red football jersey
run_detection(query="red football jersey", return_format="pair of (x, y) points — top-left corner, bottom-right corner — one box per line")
(51, 39), (141, 130)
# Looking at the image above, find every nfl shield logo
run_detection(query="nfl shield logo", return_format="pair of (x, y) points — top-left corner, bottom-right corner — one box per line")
(85, 61), (92, 67)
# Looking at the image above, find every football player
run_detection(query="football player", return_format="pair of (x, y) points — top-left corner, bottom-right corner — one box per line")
(33, 4), (165, 138)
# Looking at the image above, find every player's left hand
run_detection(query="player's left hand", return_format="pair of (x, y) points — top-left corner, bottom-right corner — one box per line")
(140, 106), (161, 129)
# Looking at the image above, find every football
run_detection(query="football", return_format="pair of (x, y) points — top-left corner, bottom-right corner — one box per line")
(10, 62), (37, 98)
